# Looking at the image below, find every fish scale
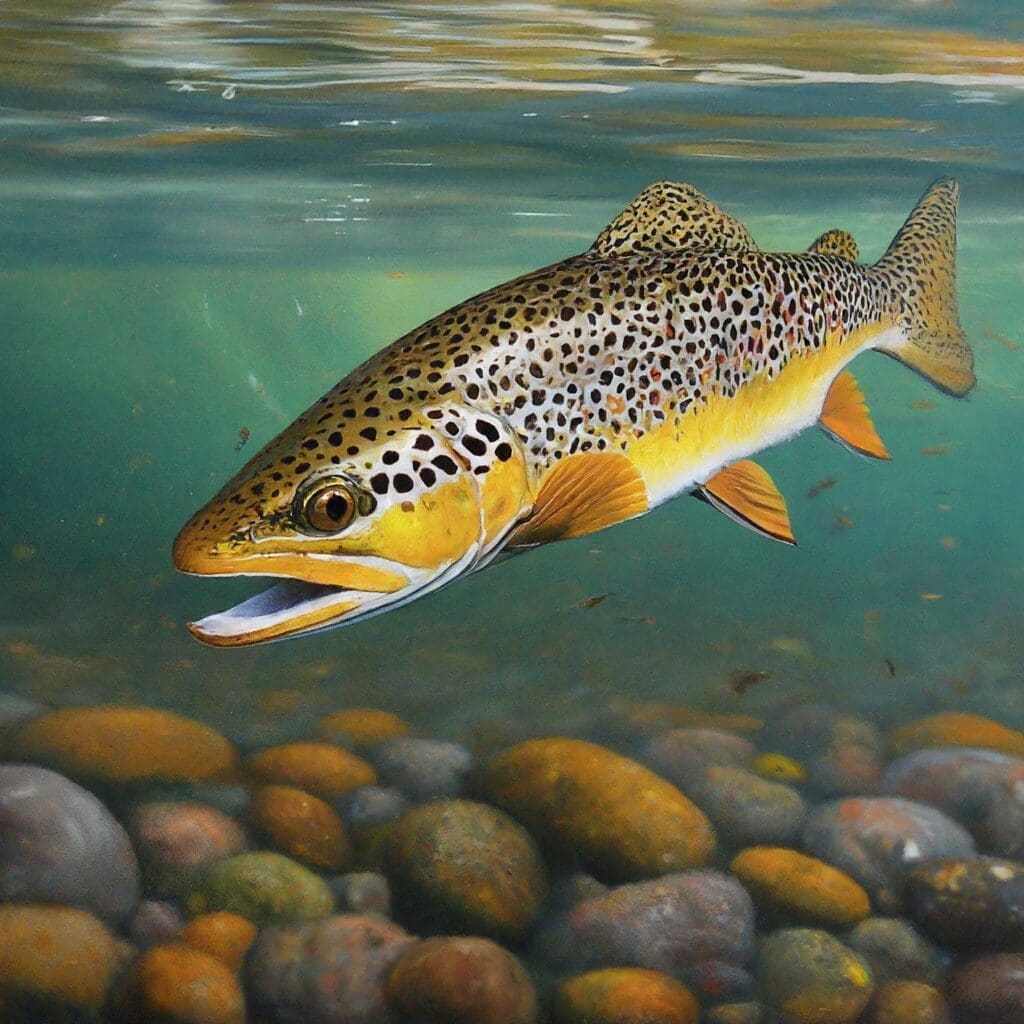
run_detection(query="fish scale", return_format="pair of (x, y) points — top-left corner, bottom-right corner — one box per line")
(174, 178), (974, 645)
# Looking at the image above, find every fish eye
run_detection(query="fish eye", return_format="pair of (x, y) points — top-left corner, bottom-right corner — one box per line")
(300, 481), (360, 534)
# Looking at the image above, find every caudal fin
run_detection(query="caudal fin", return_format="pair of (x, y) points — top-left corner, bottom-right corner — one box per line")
(872, 178), (975, 396)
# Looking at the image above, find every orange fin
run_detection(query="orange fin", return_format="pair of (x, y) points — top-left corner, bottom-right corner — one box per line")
(509, 452), (648, 547)
(820, 370), (891, 460)
(698, 460), (796, 545)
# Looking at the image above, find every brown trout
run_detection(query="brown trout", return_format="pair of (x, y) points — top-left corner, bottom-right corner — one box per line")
(173, 179), (973, 645)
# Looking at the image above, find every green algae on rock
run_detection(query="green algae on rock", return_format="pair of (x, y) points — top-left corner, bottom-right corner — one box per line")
(385, 799), (547, 942)
(186, 851), (334, 926)
(480, 738), (716, 881)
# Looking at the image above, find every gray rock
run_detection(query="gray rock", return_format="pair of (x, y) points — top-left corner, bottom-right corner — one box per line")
(129, 900), (184, 949)
(0, 763), (140, 924)
(845, 916), (947, 987)
(882, 747), (1024, 858)
(247, 914), (415, 1024)
(335, 785), (408, 829)
(367, 738), (473, 801)
(684, 766), (806, 848)
(801, 797), (975, 913)
(642, 728), (756, 788)
(537, 869), (754, 996)
(329, 872), (390, 916)
(0, 691), (46, 732)
(187, 782), (252, 819)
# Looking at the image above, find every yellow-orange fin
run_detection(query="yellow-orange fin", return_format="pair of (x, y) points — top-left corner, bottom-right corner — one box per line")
(509, 452), (648, 547)
(820, 370), (891, 460)
(698, 460), (796, 546)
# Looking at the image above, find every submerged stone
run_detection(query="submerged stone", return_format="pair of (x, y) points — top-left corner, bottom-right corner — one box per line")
(250, 784), (350, 872)
(552, 967), (699, 1024)
(246, 742), (376, 799)
(845, 916), (946, 987)
(889, 712), (1024, 758)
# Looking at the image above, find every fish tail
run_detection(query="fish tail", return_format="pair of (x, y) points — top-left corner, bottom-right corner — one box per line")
(872, 178), (975, 396)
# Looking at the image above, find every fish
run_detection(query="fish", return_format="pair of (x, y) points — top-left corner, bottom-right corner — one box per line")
(577, 593), (609, 609)
(173, 178), (974, 646)
(806, 475), (837, 499)
(729, 669), (772, 695)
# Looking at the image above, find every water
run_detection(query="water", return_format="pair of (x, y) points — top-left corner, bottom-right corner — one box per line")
(2, 1), (1023, 744)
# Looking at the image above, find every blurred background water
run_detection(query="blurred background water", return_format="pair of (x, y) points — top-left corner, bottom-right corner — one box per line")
(1, 0), (1021, 745)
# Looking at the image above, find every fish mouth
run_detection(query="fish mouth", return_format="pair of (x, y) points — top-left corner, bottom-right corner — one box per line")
(185, 547), (480, 647)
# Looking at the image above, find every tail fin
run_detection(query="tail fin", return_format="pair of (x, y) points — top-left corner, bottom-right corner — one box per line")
(872, 178), (975, 396)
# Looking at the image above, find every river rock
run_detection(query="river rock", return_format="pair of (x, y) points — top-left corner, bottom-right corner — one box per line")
(0, 691), (45, 733)
(704, 1004), (763, 1024)
(758, 928), (873, 1024)
(481, 738), (716, 881)
(246, 742), (376, 798)
(730, 846), (870, 928)
(889, 712), (1024, 758)
(947, 953), (1024, 1024)
(882, 747), (1024, 858)
(642, 728), (756, 787)
(129, 801), (249, 897)
(337, 785), (408, 828)
(330, 872), (390, 916)
(385, 799), (546, 941)
(316, 708), (412, 747)
(801, 797), (975, 912)
(871, 981), (951, 1024)
(248, 914), (415, 1024)
(129, 900), (184, 949)
(761, 703), (884, 795)
(0, 904), (131, 1019)
(904, 856), (1024, 948)
(12, 705), (238, 783)
(0, 763), (140, 922)
(538, 870), (754, 995)
(385, 936), (537, 1024)
(845, 917), (946, 987)
(368, 737), (473, 801)
(685, 767), (806, 848)
(180, 911), (258, 971)
(119, 943), (245, 1024)
(250, 784), (350, 871)
(552, 967), (698, 1024)
(187, 851), (334, 926)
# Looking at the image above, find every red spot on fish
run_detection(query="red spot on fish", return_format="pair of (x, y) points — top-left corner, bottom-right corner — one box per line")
(651, 368), (662, 382)
(665, 321), (676, 340)
(650, 391), (660, 406)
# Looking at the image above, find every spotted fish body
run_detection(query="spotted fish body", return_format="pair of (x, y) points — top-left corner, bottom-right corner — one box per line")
(174, 179), (974, 645)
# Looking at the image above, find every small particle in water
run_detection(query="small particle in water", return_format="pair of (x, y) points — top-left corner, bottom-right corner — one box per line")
(235, 427), (250, 452)
(730, 669), (771, 695)
(939, 536), (958, 550)
(387, 271), (408, 280)
(131, 402), (143, 416)
(884, 658), (897, 677)
(11, 542), (35, 562)
(294, 298), (304, 317)
(921, 445), (951, 456)
(806, 475), (837, 499)
(623, 615), (655, 625)
(81, 115), (114, 123)
(937, 503), (952, 512)
(222, 84), (236, 100)
(834, 514), (854, 529)
(522, 112), (538, 118)
(128, 453), (153, 473)
(577, 593), (609, 609)
(248, 373), (266, 397)
(984, 325), (1021, 351)
(910, 399), (936, 410)
(768, 635), (813, 660)
(920, 592), (943, 601)
(95, 515), (106, 527)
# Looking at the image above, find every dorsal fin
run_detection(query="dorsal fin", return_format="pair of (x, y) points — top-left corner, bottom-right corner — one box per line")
(590, 180), (757, 257)
(696, 459), (796, 545)
(820, 370), (891, 460)
(508, 452), (648, 547)
(809, 229), (860, 262)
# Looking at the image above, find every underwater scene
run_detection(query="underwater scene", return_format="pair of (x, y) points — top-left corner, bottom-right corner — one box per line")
(1, 0), (1023, 1021)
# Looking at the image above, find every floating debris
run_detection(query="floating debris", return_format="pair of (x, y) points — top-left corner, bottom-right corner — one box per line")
(730, 669), (772, 695)
(833, 514), (854, 530)
(577, 594), (609, 609)
(884, 658), (897, 677)
(768, 635), (813, 661)
(10, 542), (35, 562)
(910, 399), (936, 410)
(806, 476), (837, 499)
(939, 536), (958, 550)
(623, 615), (656, 625)
(983, 325), (1021, 351)
(235, 427), (251, 452)
(921, 445), (951, 457)
(920, 593), (943, 601)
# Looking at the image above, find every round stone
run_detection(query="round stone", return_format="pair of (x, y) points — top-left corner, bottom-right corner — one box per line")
(368, 737), (473, 801)
(316, 708), (412, 747)
(889, 713), (1024, 758)
(180, 912), (258, 972)
(552, 968), (698, 1024)
(948, 953), (1024, 1024)
(642, 728), (757, 787)
(246, 742), (375, 799)
(845, 916), (946, 987)
(872, 981), (951, 1024)
(250, 785), (350, 872)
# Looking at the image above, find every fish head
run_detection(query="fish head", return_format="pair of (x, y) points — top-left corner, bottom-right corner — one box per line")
(173, 397), (532, 645)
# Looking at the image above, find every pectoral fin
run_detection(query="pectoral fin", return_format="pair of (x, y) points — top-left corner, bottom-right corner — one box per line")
(697, 460), (796, 545)
(820, 370), (891, 460)
(509, 452), (649, 547)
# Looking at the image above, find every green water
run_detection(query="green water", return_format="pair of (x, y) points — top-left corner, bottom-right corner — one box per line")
(1, 0), (1022, 743)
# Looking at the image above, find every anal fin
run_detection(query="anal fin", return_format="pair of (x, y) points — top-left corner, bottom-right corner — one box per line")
(698, 460), (796, 546)
(508, 452), (648, 547)
(820, 370), (891, 460)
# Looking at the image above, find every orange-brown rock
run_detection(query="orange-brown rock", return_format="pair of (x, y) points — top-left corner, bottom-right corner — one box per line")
(246, 742), (375, 798)
(317, 708), (412, 746)
(250, 785), (350, 871)
(180, 912), (257, 972)
(730, 846), (871, 928)
(11, 706), (237, 784)
(889, 713), (1024, 758)
(481, 738), (715, 881)
(120, 944), (245, 1024)
(553, 968), (699, 1024)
